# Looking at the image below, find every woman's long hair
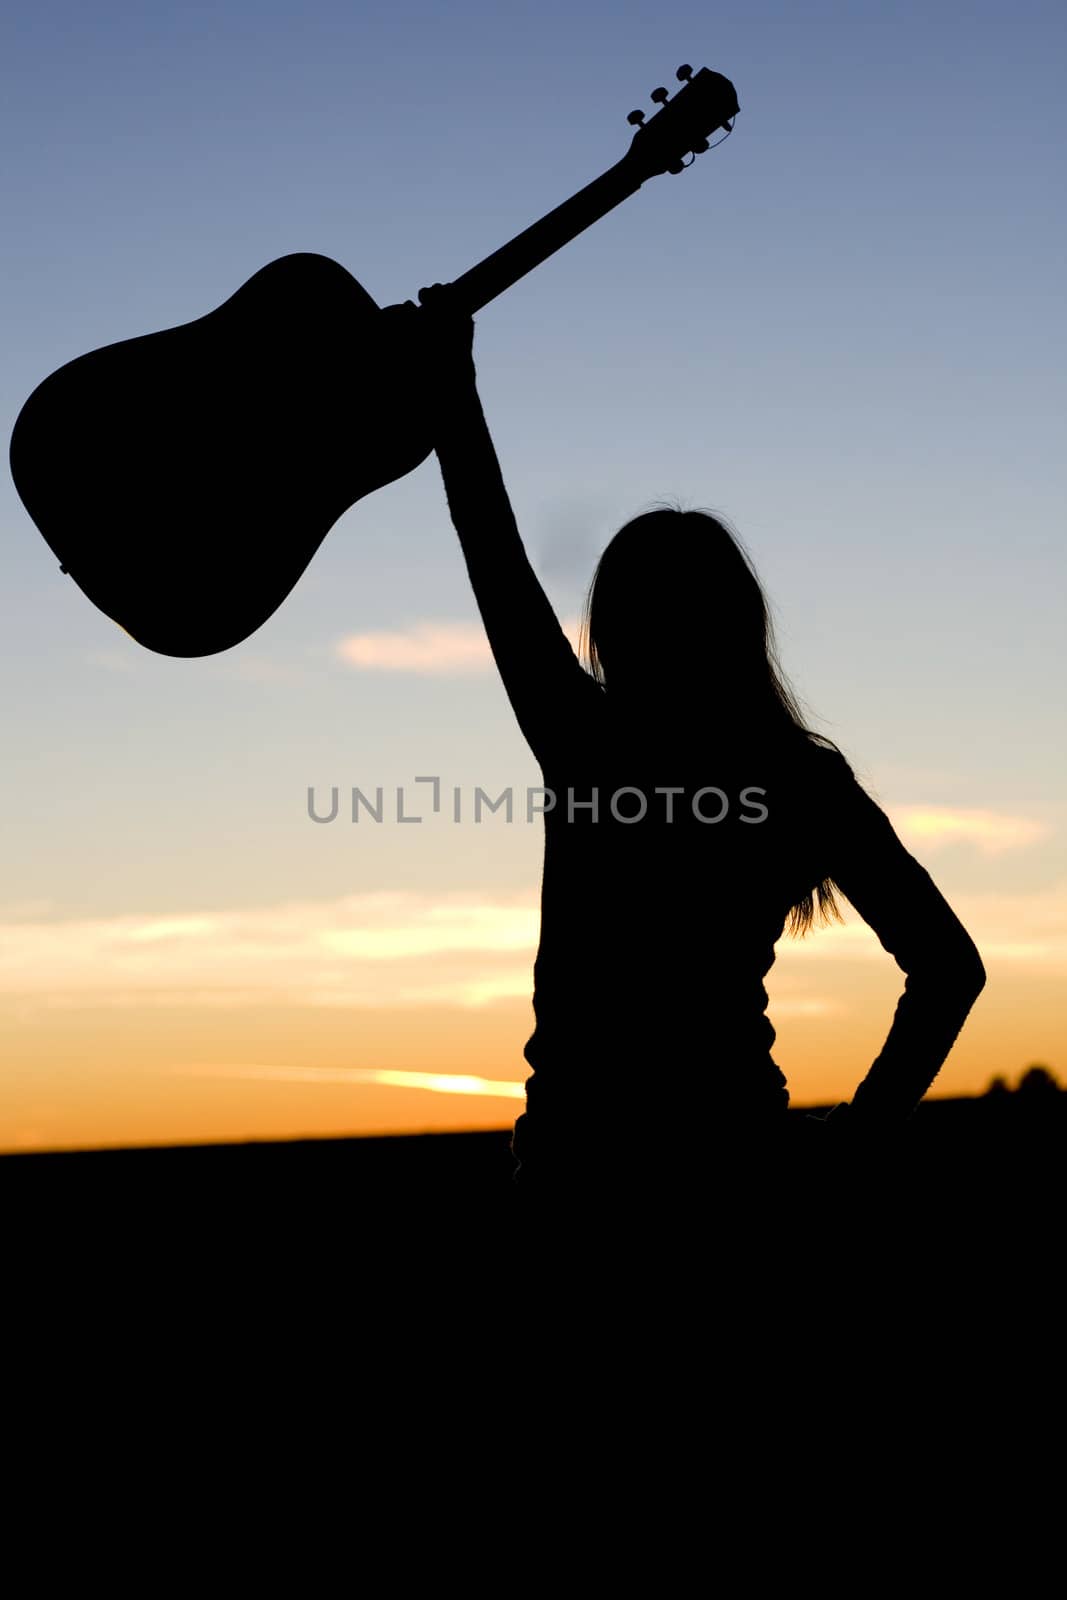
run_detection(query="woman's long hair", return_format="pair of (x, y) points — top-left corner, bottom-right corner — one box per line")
(578, 502), (844, 936)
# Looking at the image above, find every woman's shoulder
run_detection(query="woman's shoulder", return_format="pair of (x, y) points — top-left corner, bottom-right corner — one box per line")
(804, 737), (855, 782)
(789, 737), (878, 823)
(783, 734), (856, 787)
(796, 738), (909, 867)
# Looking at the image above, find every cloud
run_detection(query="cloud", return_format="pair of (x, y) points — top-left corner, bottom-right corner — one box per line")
(174, 1063), (525, 1100)
(892, 806), (1051, 856)
(0, 890), (540, 1010)
(782, 879), (1067, 975)
(336, 622), (491, 674)
(930, 881), (1067, 969)
(335, 617), (582, 674)
(2, 871), (1064, 1023)
(124, 917), (218, 943)
(319, 902), (538, 961)
(767, 996), (841, 1017)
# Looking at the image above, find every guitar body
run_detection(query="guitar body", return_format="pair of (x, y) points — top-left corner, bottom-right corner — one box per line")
(9, 253), (434, 656)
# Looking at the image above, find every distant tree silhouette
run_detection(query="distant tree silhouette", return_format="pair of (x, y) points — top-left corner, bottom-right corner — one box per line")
(982, 1066), (1061, 1099)
(1017, 1064), (1062, 1098)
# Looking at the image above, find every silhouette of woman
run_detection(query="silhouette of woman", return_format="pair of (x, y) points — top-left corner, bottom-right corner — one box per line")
(410, 284), (986, 1211)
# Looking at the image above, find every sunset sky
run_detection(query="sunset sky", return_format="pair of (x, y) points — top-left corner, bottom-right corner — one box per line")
(2, 0), (1064, 1151)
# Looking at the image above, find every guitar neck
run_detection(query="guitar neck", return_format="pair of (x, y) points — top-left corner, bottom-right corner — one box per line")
(450, 157), (644, 314)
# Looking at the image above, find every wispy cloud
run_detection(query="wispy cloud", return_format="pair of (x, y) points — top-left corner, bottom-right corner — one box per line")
(337, 622), (491, 674)
(174, 1063), (525, 1100)
(767, 996), (842, 1017)
(0, 890), (539, 1009)
(2, 873), (1064, 1022)
(783, 879), (1067, 974)
(319, 901), (538, 961)
(336, 617), (582, 674)
(928, 881), (1067, 968)
(892, 806), (1051, 856)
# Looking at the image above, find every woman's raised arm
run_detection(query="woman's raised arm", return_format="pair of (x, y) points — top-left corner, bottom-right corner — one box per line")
(413, 285), (594, 765)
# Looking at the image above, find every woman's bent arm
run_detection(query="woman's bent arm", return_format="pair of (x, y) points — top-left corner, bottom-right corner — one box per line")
(825, 761), (986, 1124)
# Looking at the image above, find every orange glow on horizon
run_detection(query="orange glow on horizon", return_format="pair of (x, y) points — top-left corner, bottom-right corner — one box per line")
(1, 882), (1062, 1154)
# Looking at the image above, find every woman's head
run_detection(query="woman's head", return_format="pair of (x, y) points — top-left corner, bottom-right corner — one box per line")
(581, 504), (797, 724)
(580, 502), (842, 934)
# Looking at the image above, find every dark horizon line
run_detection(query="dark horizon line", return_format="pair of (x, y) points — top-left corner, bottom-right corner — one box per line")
(2, 1083), (1063, 1164)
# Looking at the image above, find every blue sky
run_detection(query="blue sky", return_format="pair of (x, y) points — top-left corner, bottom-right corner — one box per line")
(2, 1), (1064, 1144)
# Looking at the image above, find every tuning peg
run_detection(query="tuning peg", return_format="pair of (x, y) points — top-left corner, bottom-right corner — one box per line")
(650, 87), (670, 105)
(626, 109), (646, 126)
(676, 64), (693, 82)
(691, 138), (709, 154)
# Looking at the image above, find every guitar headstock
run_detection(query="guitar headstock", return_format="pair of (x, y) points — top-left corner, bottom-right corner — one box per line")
(622, 64), (739, 180)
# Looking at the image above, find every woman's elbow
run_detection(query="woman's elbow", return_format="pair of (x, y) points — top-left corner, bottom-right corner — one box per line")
(910, 928), (986, 1004)
(952, 937), (987, 1003)
(970, 951), (987, 1000)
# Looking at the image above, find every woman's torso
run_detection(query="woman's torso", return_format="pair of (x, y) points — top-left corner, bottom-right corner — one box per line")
(513, 685), (837, 1173)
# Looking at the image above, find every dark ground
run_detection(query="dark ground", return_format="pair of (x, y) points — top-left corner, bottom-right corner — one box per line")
(2, 1094), (1062, 1447)
(3, 1093), (1061, 1266)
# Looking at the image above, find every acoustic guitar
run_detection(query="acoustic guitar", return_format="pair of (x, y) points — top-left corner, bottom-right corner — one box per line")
(9, 64), (738, 657)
